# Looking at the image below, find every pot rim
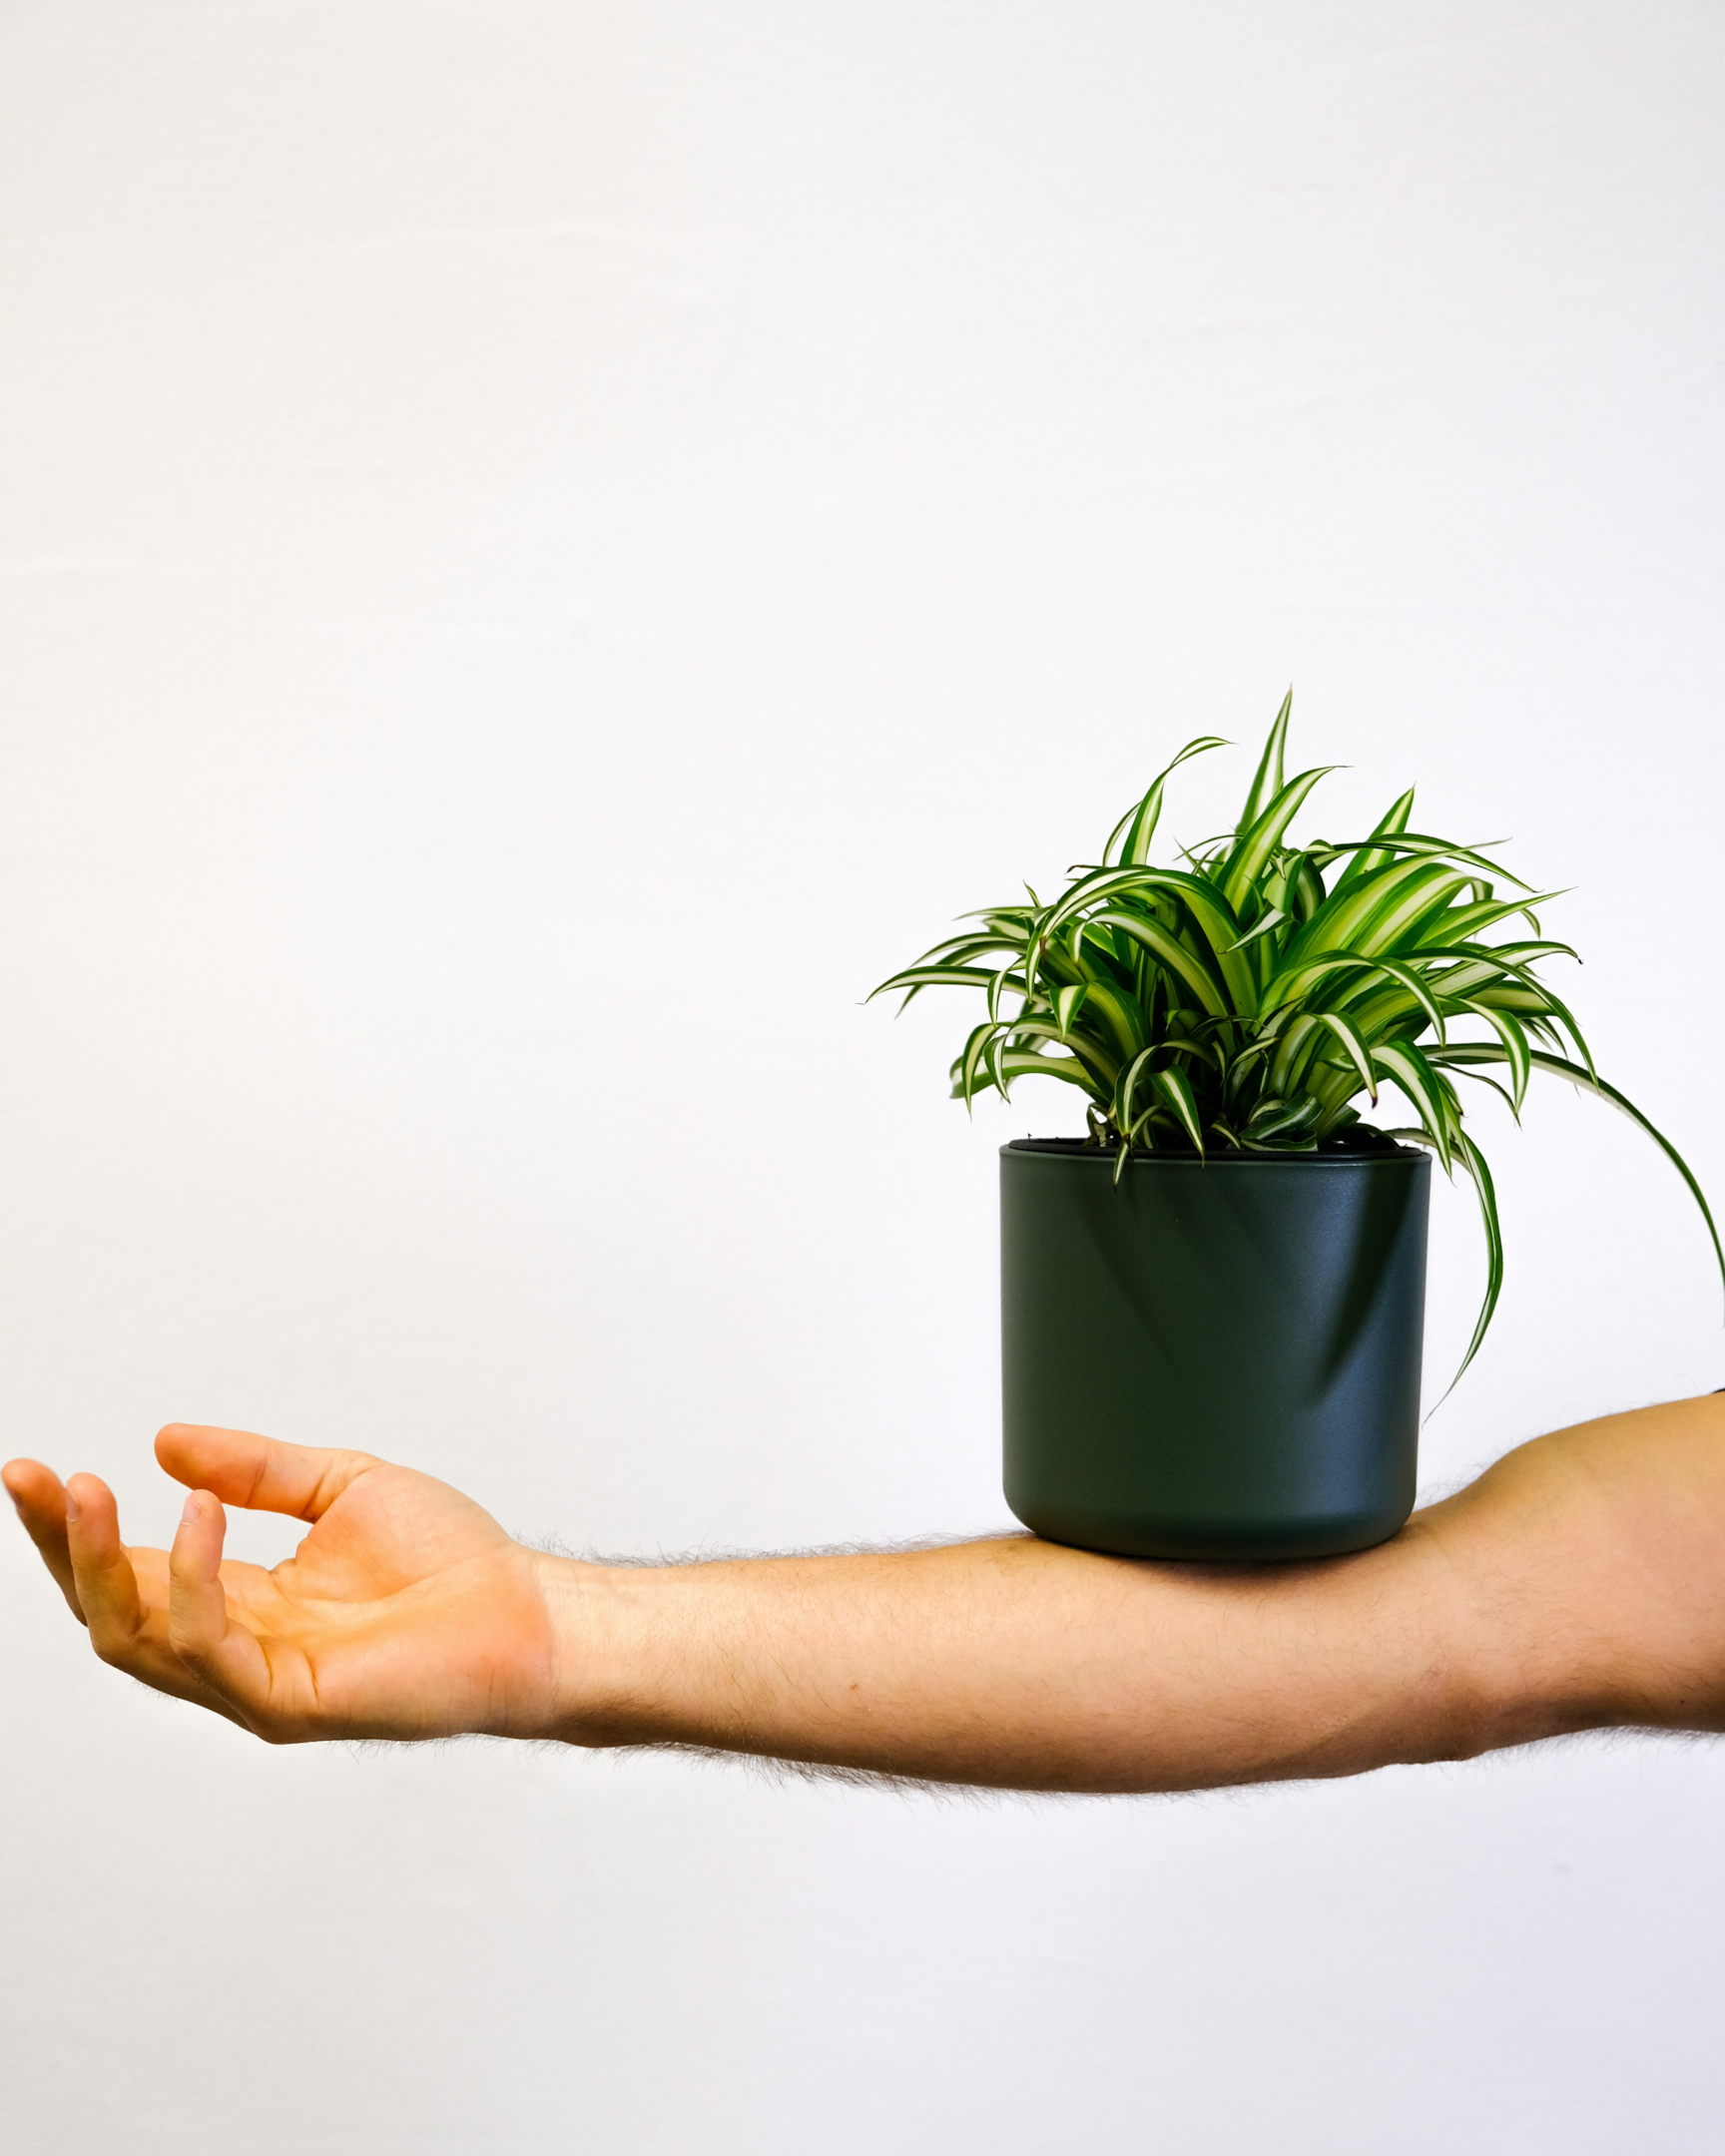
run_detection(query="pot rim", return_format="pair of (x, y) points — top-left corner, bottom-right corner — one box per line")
(1001, 1137), (1430, 1167)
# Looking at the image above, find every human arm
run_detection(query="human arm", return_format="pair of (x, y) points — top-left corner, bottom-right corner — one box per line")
(7, 1396), (1725, 1793)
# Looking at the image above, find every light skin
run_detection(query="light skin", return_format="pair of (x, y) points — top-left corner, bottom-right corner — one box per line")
(6, 1396), (1725, 1793)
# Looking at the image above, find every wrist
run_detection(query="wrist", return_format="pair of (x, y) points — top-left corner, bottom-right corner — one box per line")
(526, 1547), (676, 1747)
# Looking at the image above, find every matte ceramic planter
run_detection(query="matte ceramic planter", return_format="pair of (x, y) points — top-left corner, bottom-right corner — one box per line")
(1000, 1139), (1431, 1561)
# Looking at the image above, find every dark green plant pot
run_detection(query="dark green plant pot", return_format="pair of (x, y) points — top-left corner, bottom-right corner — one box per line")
(1000, 1139), (1431, 1561)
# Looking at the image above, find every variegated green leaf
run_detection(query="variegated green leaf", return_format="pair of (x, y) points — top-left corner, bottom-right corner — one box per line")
(869, 964), (1012, 1001)
(949, 1047), (1099, 1103)
(1149, 1064), (1206, 1153)
(1115, 1045), (1158, 1133)
(1226, 906), (1289, 951)
(1035, 866), (1255, 1011)
(1054, 982), (1089, 1037)
(1417, 891), (1558, 948)
(1220, 767), (1340, 913)
(1459, 997), (1530, 1110)
(1238, 691), (1292, 831)
(953, 1020), (1002, 1112)
(1104, 735), (1229, 866)
(1004, 1015), (1121, 1087)
(1388, 1124), (1503, 1397)
(1311, 1012), (1378, 1101)
(1334, 830), (1530, 889)
(1327, 786), (1415, 895)
(1371, 1040), (1452, 1173)
(1429, 1045), (1725, 1307)
(1083, 906), (1229, 1016)
(1244, 1092), (1322, 1148)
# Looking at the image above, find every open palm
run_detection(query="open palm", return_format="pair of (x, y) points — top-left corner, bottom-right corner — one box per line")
(2, 1425), (563, 1741)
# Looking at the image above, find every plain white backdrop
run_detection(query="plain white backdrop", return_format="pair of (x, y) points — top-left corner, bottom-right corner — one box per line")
(2, 4), (1723, 2149)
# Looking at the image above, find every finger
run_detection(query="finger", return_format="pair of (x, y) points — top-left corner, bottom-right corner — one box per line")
(167, 1492), (272, 1712)
(63, 1473), (149, 1660)
(2, 1458), (86, 1622)
(155, 1424), (381, 1522)
(27, 1471), (254, 1721)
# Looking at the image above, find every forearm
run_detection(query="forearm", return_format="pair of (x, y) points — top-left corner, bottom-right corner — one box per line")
(539, 1395), (1725, 1794)
(541, 1526), (1494, 1793)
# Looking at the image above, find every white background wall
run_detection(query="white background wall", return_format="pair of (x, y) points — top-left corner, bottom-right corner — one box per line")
(2, 4), (1722, 2149)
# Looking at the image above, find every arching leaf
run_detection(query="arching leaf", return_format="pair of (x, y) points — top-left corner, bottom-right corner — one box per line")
(1104, 735), (1229, 866)
(1430, 1045), (1725, 1310)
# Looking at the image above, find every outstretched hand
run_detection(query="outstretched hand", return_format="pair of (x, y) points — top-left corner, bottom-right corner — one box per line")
(2, 1427), (566, 1743)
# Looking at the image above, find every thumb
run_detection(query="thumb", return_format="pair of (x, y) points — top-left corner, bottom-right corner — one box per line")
(156, 1424), (380, 1523)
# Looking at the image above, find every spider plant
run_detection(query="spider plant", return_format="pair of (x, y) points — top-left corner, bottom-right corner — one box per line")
(873, 694), (1723, 1385)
